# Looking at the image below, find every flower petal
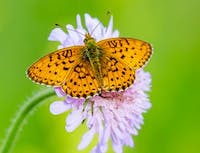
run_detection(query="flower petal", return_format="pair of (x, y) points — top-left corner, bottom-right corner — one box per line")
(104, 16), (113, 38)
(76, 14), (87, 36)
(50, 101), (71, 115)
(112, 142), (123, 153)
(85, 13), (98, 34)
(112, 30), (120, 37)
(66, 24), (82, 45)
(124, 134), (134, 147)
(54, 87), (66, 97)
(48, 28), (67, 44)
(78, 127), (96, 150)
(66, 109), (85, 132)
(101, 125), (110, 145)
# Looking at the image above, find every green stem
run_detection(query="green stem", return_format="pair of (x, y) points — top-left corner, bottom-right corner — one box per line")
(0, 88), (56, 153)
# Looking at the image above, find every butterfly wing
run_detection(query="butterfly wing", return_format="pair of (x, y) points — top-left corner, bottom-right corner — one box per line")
(27, 47), (83, 86)
(97, 37), (152, 69)
(27, 46), (101, 98)
(97, 38), (152, 91)
(100, 56), (135, 91)
(27, 37), (152, 97)
(62, 60), (100, 98)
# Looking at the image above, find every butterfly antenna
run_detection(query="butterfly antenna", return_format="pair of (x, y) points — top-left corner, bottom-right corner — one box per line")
(66, 27), (85, 37)
(55, 23), (68, 30)
(90, 21), (102, 36)
(54, 23), (69, 33)
(106, 10), (112, 16)
(55, 23), (85, 36)
(55, 23), (62, 27)
(90, 11), (113, 36)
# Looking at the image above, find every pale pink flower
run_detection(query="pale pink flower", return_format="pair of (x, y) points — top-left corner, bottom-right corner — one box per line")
(49, 13), (152, 153)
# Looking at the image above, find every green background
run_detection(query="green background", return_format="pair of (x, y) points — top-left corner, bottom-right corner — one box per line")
(0, 0), (200, 153)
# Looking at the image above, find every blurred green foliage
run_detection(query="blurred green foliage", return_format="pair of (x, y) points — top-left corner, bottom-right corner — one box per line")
(0, 0), (200, 153)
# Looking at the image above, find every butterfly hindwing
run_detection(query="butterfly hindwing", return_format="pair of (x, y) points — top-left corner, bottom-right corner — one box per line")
(100, 56), (135, 92)
(27, 47), (83, 86)
(61, 60), (100, 98)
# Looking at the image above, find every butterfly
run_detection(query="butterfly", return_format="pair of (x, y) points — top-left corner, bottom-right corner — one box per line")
(27, 33), (152, 98)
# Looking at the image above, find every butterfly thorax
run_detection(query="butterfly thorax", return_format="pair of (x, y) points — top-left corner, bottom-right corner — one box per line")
(83, 34), (104, 87)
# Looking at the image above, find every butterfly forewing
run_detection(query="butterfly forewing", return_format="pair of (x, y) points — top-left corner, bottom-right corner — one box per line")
(97, 38), (152, 70)
(27, 47), (83, 86)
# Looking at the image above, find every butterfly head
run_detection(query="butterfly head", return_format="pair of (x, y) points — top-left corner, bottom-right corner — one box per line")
(84, 33), (97, 48)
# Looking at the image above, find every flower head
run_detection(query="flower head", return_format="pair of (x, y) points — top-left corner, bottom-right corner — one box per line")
(49, 13), (152, 153)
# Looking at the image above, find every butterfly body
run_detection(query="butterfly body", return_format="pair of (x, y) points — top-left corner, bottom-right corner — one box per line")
(83, 34), (104, 87)
(27, 34), (152, 98)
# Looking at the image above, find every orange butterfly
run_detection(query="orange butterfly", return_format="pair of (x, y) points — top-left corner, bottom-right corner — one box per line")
(27, 33), (152, 98)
